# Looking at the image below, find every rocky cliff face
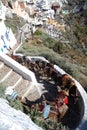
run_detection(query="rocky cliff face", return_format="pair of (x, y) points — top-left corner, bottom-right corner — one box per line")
(64, 0), (87, 53)
(50, 0), (87, 90)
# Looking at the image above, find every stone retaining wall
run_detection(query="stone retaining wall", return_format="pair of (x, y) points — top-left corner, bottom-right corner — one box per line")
(54, 64), (87, 130)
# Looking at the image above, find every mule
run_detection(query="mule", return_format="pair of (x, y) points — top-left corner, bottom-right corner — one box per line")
(61, 74), (79, 104)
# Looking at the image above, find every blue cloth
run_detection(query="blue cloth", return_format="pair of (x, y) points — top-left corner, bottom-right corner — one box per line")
(1, 36), (6, 47)
(7, 92), (18, 101)
(1, 35), (10, 50)
(5, 28), (10, 41)
(1, 48), (3, 52)
(43, 103), (50, 119)
(3, 44), (10, 50)
(4, 44), (8, 49)
(1, 35), (5, 43)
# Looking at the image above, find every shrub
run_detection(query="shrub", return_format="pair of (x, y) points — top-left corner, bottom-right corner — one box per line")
(34, 30), (42, 35)
(53, 42), (64, 54)
(0, 84), (23, 111)
(9, 99), (23, 111)
(27, 105), (69, 130)
(0, 84), (6, 98)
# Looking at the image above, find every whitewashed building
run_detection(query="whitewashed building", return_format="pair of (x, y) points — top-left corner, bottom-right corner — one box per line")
(0, 21), (17, 54)
(0, 1), (6, 20)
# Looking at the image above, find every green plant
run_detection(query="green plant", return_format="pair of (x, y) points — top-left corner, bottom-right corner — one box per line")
(34, 30), (42, 35)
(0, 83), (23, 111)
(0, 84), (6, 98)
(9, 99), (23, 111)
(28, 106), (69, 130)
(5, 16), (25, 33)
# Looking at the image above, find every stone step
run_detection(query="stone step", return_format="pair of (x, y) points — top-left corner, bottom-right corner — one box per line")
(4, 71), (22, 87)
(0, 61), (4, 69)
(38, 84), (48, 94)
(15, 78), (30, 97)
(0, 64), (12, 83)
(24, 83), (41, 101)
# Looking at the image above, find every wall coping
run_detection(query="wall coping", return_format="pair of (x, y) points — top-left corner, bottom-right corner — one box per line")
(54, 64), (87, 130)
(0, 53), (37, 83)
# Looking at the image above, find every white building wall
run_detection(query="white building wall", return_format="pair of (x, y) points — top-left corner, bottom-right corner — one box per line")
(0, 21), (17, 53)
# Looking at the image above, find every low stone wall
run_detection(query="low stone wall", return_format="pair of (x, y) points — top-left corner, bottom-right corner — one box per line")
(54, 64), (87, 130)
(26, 56), (49, 63)
(75, 80), (87, 130)
(0, 53), (37, 83)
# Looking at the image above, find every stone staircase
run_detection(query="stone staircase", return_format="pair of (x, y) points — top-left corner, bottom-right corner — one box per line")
(0, 60), (42, 101)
